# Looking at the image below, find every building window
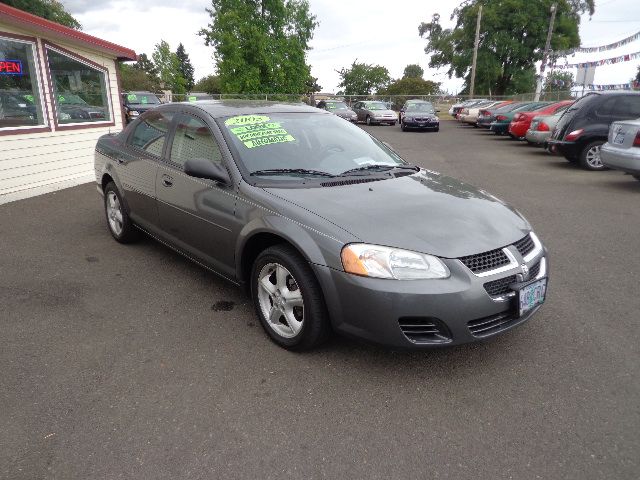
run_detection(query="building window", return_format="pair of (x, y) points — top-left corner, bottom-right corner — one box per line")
(0, 35), (46, 130)
(46, 46), (112, 125)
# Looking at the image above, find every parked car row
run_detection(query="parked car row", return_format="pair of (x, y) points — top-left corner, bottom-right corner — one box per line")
(121, 91), (218, 123)
(455, 92), (640, 181)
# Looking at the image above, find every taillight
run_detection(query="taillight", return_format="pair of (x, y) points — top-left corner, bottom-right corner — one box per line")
(565, 129), (584, 141)
(496, 115), (507, 121)
(537, 122), (550, 132)
(633, 131), (640, 147)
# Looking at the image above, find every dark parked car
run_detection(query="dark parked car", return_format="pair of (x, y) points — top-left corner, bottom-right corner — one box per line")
(0, 89), (37, 127)
(122, 91), (161, 123)
(548, 92), (640, 170)
(57, 92), (107, 122)
(316, 100), (357, 122)
(95, 101), (548, 351)
(400, 103), (439, 131)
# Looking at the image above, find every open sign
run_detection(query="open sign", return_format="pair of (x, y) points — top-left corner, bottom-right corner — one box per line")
(0, 60), (23, 75)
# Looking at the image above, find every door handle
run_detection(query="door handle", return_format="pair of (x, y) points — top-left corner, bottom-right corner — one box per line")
(161, 174), (173, 187)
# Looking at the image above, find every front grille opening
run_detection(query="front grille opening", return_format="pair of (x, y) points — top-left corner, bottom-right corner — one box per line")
(460, 248), (510, 274)
(398, 317), (452, 344)
(529, 259), (541, 279)
(468, 311), (518, 337)
(484, 275), (517, 297)
(514, 234), (535, 257)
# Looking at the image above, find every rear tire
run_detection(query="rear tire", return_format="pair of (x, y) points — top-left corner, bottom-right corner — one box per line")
(579, 140), (606, 170)
(103, 181), (139, 244)
(401, 121), (407, 132)
(366, 115), (372, 126)
(251, 244), (330, 351)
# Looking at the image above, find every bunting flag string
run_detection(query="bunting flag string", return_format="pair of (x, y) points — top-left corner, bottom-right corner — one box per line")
(554, 30), (640, 56)
(584, 81), (640, 91)
(550, 51), (640, 69)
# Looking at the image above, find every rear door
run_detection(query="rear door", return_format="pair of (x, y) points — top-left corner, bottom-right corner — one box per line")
(119, 109), (175, 229)
(156, 111), (238, 278)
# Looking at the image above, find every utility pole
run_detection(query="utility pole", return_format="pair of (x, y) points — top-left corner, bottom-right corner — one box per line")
(534, 3), (558, 101)
(469, 5), (482, 98)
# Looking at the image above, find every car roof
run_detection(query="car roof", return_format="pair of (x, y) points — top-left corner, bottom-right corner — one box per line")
(171, 100), (324, 118)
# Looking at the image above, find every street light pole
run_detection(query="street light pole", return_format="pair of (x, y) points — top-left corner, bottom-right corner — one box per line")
(534, 3), (558, 101)
(469, 5), (482, 98)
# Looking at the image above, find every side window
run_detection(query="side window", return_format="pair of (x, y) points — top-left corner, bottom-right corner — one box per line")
(619, 96), (640, 117)
(170, 114), (223, 168)
(130, 110), (173, 157)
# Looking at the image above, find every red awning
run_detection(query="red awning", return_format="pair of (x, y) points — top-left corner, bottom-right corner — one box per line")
(0, 3), (137, 61)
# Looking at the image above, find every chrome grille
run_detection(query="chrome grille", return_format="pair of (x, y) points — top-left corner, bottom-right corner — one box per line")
(529, 259), (541, 279)
(514, 234), (535, 257)
(459, 248), (510, 274)
(483, 275), (517, 297)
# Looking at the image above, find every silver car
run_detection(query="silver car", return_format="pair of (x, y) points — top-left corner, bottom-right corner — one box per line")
(601, 118), (640, 181)
(353, 101), (397, 126)
(526, 112), (564, 147)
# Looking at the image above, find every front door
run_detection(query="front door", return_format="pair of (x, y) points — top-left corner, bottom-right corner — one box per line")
(156, 113), (237, 279)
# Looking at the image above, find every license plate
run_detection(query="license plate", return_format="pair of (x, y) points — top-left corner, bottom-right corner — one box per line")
(418, 123), (426, 127)
(613, 132), (625, 144)
(517, 278), (547, 317)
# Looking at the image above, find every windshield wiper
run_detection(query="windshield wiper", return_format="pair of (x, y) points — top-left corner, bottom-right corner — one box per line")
(338, 164), (420, 176)
(250, 168), (335, 177)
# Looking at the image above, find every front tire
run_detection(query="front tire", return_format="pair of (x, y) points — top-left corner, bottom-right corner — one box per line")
(579, 140), (606, 170)
(366, 115), (372, 126)
(251, 245), (330, 351)
(401, 121), (407, 131)
(103, 182), (139, 243)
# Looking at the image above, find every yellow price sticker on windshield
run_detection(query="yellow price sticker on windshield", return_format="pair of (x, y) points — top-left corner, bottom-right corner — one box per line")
(244, 134), (295, 149)
(225, 115), (270, 126)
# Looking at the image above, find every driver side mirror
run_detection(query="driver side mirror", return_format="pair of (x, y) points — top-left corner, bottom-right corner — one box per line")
(184, 157), (230, 185)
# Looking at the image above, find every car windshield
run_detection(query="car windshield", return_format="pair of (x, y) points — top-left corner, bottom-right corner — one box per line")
(126, 93), (161, 105)
(365, 102), (387, 110)
(219, 112), (406, 178)
(406, 103), (434, 113)
(324, 102), (348, 110)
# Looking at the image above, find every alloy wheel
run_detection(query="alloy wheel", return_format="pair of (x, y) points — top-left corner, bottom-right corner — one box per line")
(257, 263), (304, 338)
(585, 144), (603, 169)
(106, 191), (124, 236)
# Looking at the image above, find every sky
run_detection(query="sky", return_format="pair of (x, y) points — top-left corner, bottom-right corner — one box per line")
(62, 0), (640, 94)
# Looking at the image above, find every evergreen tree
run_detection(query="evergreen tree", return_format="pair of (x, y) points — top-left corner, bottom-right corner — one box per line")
(176, 43), (195, 92)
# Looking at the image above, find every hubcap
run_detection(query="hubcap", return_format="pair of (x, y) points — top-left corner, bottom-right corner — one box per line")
(106, 191), (124, 236)
(586, 145), (603, 168)
(257, 263), (304, 338)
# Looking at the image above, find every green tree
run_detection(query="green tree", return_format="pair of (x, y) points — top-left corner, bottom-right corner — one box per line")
(175, 43), (195, 91)
(199, 0), (317, 94)
(379, 77), (440, 96)
(152, 40), (187, 94)
(1, 0), (81, 29)
(134, 54), (158, 78)
(193, 75), (222, 94)
(419, 0), (595, 95)
(306, 76), (322, 94)
(118, 63), (160, 92)
(336, 61), (390, 95)
(403, 64), (424, 79)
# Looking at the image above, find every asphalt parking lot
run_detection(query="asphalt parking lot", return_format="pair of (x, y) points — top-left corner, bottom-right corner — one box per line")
(1, 119), (638, 480)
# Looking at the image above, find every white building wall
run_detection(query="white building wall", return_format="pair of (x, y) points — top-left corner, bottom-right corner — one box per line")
(0, 23), (126, 204)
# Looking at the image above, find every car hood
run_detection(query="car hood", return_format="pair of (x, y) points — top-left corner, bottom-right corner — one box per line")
(264, 170), (530, 258)
(370, 109), (396, 116)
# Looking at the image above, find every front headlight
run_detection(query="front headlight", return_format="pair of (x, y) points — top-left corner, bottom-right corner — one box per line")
(341, 244), (450, 280)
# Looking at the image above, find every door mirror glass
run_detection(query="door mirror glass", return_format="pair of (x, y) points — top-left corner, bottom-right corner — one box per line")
(184, 157), (230, 184)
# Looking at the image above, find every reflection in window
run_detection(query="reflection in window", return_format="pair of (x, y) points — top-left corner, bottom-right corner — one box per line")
(0, 36), (45, 129)
(171, 115), (222, 167)
(130, 110), (173, 156)
(46, 47), (111, 124)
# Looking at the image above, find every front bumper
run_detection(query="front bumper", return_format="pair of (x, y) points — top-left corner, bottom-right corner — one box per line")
(312, 249), (548, 349)
(601, 143), (640, 174)
(371, 117), (396, 124)
(403, 120), (439, 129)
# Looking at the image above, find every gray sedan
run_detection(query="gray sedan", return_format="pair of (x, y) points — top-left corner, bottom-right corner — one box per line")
(95, 101), (548, 350)
(353, 101), (397, 125)
(601, 118), (640, 181)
